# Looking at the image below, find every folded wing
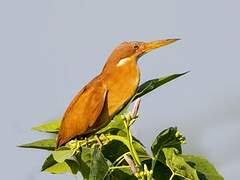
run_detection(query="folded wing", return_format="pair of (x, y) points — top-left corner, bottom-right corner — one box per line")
(56, 80), (107, 148)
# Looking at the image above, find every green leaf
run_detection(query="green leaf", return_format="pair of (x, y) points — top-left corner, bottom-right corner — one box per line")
(52, 148), (75, 163)
(97, 115), (126, 135)
(132, 140), (148, 158)
(32, 119), (61, 133)
(159, 148), (199, 180)
(75, 147), (93, 179)
(89, 146), (109, 180)
(102, 140), (129, 163)
(151, 128), (189, 179)
(151, 127), (183, 156)
(182, 155), (224, 180)
(143, 159), (173, 180)
(107, 169), (137, 180)
(152, 161), (173, 180)
(102, 138), (148, 164)
(134, 72), (189, 100)
(18, 139), (56, 150)
(42, 154), (78, 174)
(76, 147), (109, 179)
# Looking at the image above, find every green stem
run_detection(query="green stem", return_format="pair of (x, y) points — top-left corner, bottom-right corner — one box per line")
(106, 135), (131, 149)
(124, 120), (141, 167)
(169, 173), (175, 180)
(113, 152), (131, 166)
(147, 175), (151, 180)
(149, 156), (157, 179)
(109, 165), (130, 170)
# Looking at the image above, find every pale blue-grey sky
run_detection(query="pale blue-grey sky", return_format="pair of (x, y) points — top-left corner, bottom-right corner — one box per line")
(0, 0), (239, 179)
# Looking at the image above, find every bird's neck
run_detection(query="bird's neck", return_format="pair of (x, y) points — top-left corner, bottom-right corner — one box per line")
(102, 55), (138, 73)
(101, 56), (140, 87)
(100, 56), (140, 116)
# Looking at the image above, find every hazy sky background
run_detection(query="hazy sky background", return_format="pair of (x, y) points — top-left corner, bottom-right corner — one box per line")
(0, 0), (239, 179)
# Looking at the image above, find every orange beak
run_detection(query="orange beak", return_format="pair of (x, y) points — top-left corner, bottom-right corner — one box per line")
(137, 38), (180, 57)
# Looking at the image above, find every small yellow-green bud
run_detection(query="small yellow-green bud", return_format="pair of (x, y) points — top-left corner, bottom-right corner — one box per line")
(175, 131), (183, 138)
(66, 140), (80, 150)
(134, 172), (140, 178)
(150, 170), (153, 175)
(181, 140), (186, 144)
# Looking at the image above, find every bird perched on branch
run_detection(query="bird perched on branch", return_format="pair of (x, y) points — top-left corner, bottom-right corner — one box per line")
(56, 39), (179, 148)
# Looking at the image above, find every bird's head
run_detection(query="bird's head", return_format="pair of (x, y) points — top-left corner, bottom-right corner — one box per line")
(103, 39), (179, 70)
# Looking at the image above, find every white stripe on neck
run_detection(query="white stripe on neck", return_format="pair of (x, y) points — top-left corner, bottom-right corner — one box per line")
(117, 57), (131, 67)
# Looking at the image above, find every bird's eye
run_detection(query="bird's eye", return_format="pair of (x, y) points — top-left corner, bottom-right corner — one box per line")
(133, 45), (139, 50)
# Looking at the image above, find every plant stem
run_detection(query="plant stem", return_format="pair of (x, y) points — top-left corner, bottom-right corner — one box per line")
(109, 165), (130, 170)
(113, 152), (130, 166)
(169, 173), (174, 180)
(124, 120), (141, 167)
(149, 155), (158, 180)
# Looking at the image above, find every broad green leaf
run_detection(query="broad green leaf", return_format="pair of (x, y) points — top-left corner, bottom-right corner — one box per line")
(42, 154), (78, 174)
(143, 159), (173, 180)
(134, 72), (189, 100)
(102, 138), (148, 164)
(18, 139), (56, 150)
(89, 147), (109, 180)
(32, 119), (61, 133)
(151, 128), (186, 179)
(42, 154), (57, 171)
(106, 135), (131, 151)
(151, 127), (183, 156)
(132, 140), (148, 158)
(75, 147), (93, 179)
(52, 149), (75, 163)
(76, 147), (109, 179)
(97, 115), (126, 134)
(102, 140), (129, 163)
(107, 169), (137, 180)
(152, 161), (174, 180)
(44, 160), (79, 174)
(182, 155), (224, 180)
(159, 148), (199, 180)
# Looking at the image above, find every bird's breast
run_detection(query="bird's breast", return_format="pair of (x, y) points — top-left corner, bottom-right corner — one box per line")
(104, 60), (140, 116)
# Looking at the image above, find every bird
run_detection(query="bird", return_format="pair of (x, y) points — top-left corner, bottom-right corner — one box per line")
(56, 39), (179, 148)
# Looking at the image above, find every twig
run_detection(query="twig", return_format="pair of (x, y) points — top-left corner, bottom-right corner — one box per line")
(123, 154), (138, 175)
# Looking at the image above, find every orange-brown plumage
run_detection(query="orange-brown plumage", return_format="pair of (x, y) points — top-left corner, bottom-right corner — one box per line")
(56, 39), (178, 148)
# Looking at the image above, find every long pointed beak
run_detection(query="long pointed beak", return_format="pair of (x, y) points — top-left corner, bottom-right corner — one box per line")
(142, 38), (180, 53)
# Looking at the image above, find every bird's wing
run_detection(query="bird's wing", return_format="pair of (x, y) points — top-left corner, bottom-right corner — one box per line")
(57, 81), (107, 147)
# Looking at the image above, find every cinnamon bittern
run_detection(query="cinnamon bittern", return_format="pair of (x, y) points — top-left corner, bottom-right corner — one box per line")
(57, 39), (179, 148)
